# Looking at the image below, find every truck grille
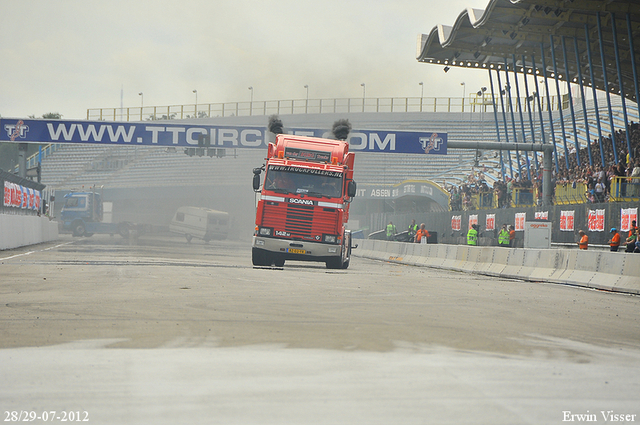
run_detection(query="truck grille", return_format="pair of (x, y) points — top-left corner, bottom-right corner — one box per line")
(262, 202), (337, 237)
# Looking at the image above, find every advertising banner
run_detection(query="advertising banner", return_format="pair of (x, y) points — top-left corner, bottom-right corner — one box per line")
(515, 212), (526, 231)
(0, 118), (447, 155)
(588, 209), (605, 232)
(620, 207), (638, 232)
(468, 214), (478, 230)
(451, 215), (461, 231)
(534, 211), (548, 220)
(485, 214), (495, 231)
(3, 180), (40, 211)
(560, 210), (574, 232)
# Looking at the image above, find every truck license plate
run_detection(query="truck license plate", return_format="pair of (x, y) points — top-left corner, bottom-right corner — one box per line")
(287, 248), (306, 254)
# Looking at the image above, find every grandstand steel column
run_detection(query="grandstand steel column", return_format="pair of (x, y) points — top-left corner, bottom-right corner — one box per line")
(550, 35), (571, 169)
(627, 13), (640, 113)
(504, 58), (524, 179)
(511, 54), (531, 179)
(540, 43), (560, 172)
(521, 55), (540, 172)
(611, 12), (633, 159)
(573, 36), (593, 166)
(531, 54), (548, 151)
(585, 23), (606, 166)
(597, 11), (619, 164)
(488, 68), (507, 181)
(495, 68), (514, 178)
(561, 36), (581, 167)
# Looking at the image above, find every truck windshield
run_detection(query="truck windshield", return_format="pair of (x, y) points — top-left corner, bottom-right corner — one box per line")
(64, 197), (86, 209)
(265, 165), (343, 198)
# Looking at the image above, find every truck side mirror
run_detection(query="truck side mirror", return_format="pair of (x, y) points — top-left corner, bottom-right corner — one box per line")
(252, 168), (262, 191)
(347, 180), (357, 198)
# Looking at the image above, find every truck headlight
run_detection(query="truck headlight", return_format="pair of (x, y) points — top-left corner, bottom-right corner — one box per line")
(323, 234), (337, 243)
(259, 227), (272, 236)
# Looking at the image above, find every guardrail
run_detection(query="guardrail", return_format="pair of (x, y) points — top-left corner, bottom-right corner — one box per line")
(610, 176), (640, 202)
(355, 239), (640, 294)
(86, 94), (564, 122)
(458, 187), (536, 210)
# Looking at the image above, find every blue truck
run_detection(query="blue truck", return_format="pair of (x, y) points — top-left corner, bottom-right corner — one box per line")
(60, 191), (136, 237)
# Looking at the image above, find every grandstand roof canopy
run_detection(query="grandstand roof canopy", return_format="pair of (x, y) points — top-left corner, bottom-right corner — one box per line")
(417, 0), (640, 102)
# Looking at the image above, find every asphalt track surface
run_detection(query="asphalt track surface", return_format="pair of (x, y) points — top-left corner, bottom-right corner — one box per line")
(1, 234), (639, 424)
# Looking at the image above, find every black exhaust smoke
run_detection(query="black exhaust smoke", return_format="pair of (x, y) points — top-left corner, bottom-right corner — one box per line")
(268, 115), (284, 135)
(332, 119), (351, 141)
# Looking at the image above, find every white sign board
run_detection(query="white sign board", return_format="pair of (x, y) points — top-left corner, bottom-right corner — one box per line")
(524, 221), (551, 249)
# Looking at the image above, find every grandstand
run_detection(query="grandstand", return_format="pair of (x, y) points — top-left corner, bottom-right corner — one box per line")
(38, 94), (637, 193)
(39, 107), (494, 191)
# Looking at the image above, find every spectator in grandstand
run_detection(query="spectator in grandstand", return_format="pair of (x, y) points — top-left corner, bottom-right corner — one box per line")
(630, 160), (640, 197)
(533, 178), (543, 205)
(506, 178), (514, 204)
(607, 228), (621, 252)
(449, 186), (461, 211)
(577, 230), (589, 250)
(615, 160), (628, 197)
(594, 178), (606, 203)
(494, 180), (508, 208)
(462, 190), (472, 210)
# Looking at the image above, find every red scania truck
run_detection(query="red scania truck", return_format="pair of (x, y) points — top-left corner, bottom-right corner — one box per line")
(252, 128), (357, 269)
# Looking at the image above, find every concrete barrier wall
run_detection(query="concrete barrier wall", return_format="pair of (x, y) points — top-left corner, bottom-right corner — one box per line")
(0, 215), (59, 250)
(354, 240), (640, 295)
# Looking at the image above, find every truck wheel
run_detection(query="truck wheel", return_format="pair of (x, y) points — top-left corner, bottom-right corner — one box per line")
(252, 248), (271, 266)
(340, 255), (351, 270)
(72, 221), (85, 237)
(341, 234), (352, 269)
(325, 257), (342, 269)
(274, 257), (285, 267)
(84, 233), (94, 237)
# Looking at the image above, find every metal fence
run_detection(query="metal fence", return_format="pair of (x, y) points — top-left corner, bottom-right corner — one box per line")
(87, 94), (565, 122)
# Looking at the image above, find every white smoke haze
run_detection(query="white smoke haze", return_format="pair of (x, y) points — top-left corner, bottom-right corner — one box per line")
(0, 0), (489, 119)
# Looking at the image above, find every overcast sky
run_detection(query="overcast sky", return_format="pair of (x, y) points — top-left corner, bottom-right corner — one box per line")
(1, 0), (491, 120)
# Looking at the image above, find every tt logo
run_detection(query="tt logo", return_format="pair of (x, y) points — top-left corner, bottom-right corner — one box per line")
(419, 133), (443, 154)
(5, 120), (29, 141)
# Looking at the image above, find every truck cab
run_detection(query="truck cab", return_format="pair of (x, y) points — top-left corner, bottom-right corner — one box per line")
(60, 191), (132, 237)
(60, 192), (103, 236)
(252, 134), (357, 268)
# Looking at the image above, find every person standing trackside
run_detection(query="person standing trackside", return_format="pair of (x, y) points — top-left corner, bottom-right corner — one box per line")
(625, 224), (637, 252)
(608, 228), (621, 252)
(386, 221), (397, 241)
(508, 225), (516, 248)
(415, 223), (430, 244)
(467, 224), (478, 246)
(577, 230), (589, 250)
(407, 219), (418, 242)
(498, 224), (510, 247)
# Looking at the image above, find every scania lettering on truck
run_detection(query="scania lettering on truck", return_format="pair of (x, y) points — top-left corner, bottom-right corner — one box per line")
(252, 118), (357, 268)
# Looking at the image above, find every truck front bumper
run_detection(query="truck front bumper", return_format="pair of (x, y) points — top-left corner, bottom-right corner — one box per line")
(252, 236), (341, 260)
